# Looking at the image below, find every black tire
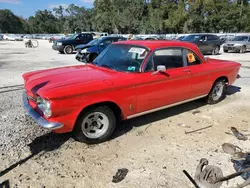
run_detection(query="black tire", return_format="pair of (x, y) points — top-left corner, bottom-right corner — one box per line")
(59, 50), (64, 54)
(212, 45), (220, 55)
(88, 53), (98, 63)
(223, 49), (228, 53)
(240, 46), (246, 53)
(73, 106), (116, 144)
(64, 45), (73, 54)
(206, 79), (226, 104)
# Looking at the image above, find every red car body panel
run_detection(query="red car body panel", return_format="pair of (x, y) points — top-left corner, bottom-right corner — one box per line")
(22, 41), (241, 133)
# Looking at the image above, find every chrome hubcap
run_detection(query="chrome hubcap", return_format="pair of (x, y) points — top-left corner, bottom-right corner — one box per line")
(66, 47), (72, 53)
(81, 112), (109, 139)
(212, 83), (224, 101)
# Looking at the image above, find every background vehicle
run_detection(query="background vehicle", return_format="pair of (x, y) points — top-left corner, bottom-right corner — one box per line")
(52, 33), (94, 54)
(0, 34), (3, 40)
(223, 35), (250, 53)
(176, 36), (186, 41)
(75, 36), (127, 63)
(23, 41), (240, 144)
(181, 34), (222, 55)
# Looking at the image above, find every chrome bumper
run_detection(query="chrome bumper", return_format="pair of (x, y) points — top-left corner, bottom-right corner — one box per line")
(23, 92), (63, 130)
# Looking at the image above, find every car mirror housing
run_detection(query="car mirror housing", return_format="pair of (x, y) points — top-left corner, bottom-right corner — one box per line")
(152, 65), (166, 75)
(157, 65), (166, 72)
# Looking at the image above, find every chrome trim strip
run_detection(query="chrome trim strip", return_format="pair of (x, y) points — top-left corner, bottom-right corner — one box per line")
(23, 92), (63, 130)
(127, 94), (207, 119)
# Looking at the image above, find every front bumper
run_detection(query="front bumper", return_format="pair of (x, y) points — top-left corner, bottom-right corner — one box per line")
(223, 45), (241, 51)
(23, 92), (63, 130)
(75, 51), (89, 63)
(52, 44), (64, 51)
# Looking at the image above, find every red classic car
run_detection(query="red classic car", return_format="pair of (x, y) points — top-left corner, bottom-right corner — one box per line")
(23, 40), (241, 144)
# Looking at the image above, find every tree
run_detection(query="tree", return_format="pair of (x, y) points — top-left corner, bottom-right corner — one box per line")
(0, 9), (27, 33)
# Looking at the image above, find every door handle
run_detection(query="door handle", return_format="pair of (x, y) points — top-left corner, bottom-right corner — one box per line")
(182, 69), (190, 73)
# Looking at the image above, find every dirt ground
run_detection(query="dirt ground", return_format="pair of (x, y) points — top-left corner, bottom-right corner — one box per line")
(0, 40), (250, 188)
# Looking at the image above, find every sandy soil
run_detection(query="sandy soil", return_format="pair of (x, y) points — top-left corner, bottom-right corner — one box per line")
(0, 40), (250, 188)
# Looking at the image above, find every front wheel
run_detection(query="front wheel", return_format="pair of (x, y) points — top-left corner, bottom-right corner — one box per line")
(223, 49), (228, 53)
(73, 106), (116, 144)
(206, 79), (226, 104)
(64, 45), (73, 54)
(240, 46), (246, 53)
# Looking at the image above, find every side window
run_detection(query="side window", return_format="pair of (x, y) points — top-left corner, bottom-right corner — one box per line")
(86, 34), (92, 39)
(186, 49), (202, 66)
(145, 48), (184, 71)
(200, 35), (206, 41)
(207, 35), (213, 41)
(79, 34), (86, 40)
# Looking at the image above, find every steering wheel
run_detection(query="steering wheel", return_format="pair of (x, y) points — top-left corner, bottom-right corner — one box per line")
(131, 60), (141, 67)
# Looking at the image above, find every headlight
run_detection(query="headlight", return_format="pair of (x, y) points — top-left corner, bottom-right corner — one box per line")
(37, 97), (51, 118)
(57, 42), (62, 46)
(81, 48), (87, 53)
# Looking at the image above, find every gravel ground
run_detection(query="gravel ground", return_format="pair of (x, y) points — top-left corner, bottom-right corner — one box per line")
(0, 40), (250, 188)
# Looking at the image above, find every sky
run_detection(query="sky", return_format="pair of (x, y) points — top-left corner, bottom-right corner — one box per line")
(0, 0), (94, 18)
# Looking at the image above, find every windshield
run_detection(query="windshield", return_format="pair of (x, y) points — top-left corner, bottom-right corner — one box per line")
(182, 35), (200, 41)
(232, 36), (249, 41)
(65, 34), (77, 40)
(93, 44), (149, 72)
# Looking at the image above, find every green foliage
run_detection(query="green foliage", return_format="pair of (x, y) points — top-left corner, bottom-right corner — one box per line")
(0, 0), (250, 34)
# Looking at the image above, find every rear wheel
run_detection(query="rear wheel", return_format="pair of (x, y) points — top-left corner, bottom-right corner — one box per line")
(73, 106), (116, 144)
(64, 45), (73, 54)
(212, 45), (220, 55)
(206, 79), (226, 104)
(240, 46), (246, 53)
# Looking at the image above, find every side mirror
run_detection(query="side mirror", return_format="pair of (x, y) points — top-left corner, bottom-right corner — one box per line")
(152, 65), (166, 75)
(157, 65), (166, 72)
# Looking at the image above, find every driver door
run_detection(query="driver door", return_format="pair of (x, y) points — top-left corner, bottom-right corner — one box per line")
(134, 48), (192, 113)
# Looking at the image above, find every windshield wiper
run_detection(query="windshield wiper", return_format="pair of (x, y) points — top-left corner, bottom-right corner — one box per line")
(100, 64), (116, 71)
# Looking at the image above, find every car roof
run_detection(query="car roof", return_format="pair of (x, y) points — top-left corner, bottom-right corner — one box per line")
(115, 40), (199, 51)
(100, 36), (125, 39)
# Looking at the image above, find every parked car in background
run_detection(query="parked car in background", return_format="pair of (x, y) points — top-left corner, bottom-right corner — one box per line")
(144, 36), (159, 40)
(5, 34), (16, 41)
(52, 33), (94, 54)
(223, 35), (250, 53)
(23, 40), (240, 144)
(15, 35), (23, 41)
(181, 34), (222, 55)
(0, 34), (3, 40)
(75, 36), (127, 63)
(176, 35), (186, 41)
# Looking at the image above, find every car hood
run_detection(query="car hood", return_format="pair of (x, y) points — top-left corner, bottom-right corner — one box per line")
(224, 41), (247, 45)
(75, 44), (94, 50)
(23, 65), (120, 98)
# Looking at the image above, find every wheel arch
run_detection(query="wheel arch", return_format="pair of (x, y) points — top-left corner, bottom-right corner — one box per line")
(74, 101), (123, 127)
(213, 76), (229, 86)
